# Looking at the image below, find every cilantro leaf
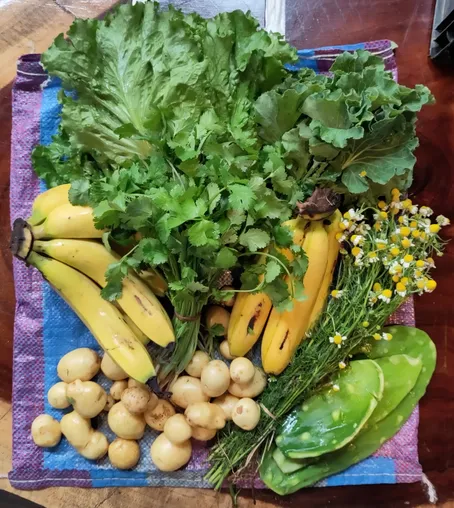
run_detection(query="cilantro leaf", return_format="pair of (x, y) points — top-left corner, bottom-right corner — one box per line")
(215, 248), (238, 269)
(134, 238), (168, 266)
(227, 184), (256, 212)
(188, 220), (220, 247)
(265, 260), (281, 283)
(239, 229), (270, 251)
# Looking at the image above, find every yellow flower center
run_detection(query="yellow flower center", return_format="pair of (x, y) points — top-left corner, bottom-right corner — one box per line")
(399, 227), (411, 237)
(410, 221), (418, 228)
(379, 211), (388, 219)
(411, 230), (420, 238)
(367, 251), (378, 259)
(373, 333), (381, 341)
(401, 238), (411, 248)
(400, 277), (409, 286)
(425, 279), (437, 291)
(391, 234), (399, 243)
(392, 274), (400, 283)
(396, 282), (406, 292)
(373, 283), (382, 292)
(403, 254), (414, 263)
(333, 334), (343, 345)
(429, 224), (441, 233)
(335, 232), (343, 241)
(420, 231), (427, 240)
(351, 246), (362, 257)
(362, 321), (369, 327)
(390, 247), (400, 257)
(398, 216), (406, 224)
(377, 200), (387, 209)
(426, 257), (434, 265)
(415, 260), (425, 268)
(382, 289), (392, 299)
(416, 280), (425, 289)
(401, 199), (412, 209)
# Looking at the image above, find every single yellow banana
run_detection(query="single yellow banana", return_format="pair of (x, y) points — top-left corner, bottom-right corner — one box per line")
(33, 239), (175, 347)
(27, 184), (71, 226)
(228, 218), (307, 357)
(123, 314), (149, 346)
(261, 221), (329, 375)
(308, 210), (342, 328)
(27, 251), (155, 382)
(30, 203), (104, 239)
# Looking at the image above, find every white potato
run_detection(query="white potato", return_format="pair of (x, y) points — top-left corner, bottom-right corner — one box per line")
(185, 351), (210, 378)
(164, 414), (192, 444)
(47, 382), (70, 409)
(184, 402), (226, 430)
(77, 430), (108, 460)
(121, 387), (150, 414)
(212, 393), (239, 421)
(191, 426), (217, 441)
(228, 368), (266, 398)
(201, 360), (230, 397)
(101, 354), (127, 381)
(110, 380), (128, 401)
(108, 402), (146, 440)
(170, 376), (209, 409)
(219, 340), (236, 360)
(66, 380), (107, 418)
(144, 399), (176, 432)
(57, 348), (100, 383)
(109, 438), (140, 469)
(232, 398), (261, 431)
(150, 433), (192, 472)
(229, 357), (255, 385)
(31, 414), (61, 448)
(60, 411), (92, 448)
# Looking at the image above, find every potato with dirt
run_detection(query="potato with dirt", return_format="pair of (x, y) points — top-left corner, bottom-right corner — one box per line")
(31, 414), (62, 448)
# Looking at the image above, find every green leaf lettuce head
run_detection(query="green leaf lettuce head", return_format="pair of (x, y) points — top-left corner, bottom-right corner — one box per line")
(32, 1), (434, 374)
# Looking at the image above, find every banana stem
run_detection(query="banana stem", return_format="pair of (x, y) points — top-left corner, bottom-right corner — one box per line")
(10, 218), (34, 260)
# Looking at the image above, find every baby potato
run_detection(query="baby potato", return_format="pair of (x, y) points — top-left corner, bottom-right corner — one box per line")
(205, 306), (230, 336)
(164, 414), (192, 445)
(219, 340), (236, 360)
(229, 357), (255, 385)
(228, 367), (266, 398)
(184, 402), (226, 430)
(61, 411), (92, 448)
(170, 376), (209, 409)
(201, 360), (230, 397)
(103, 395), (115, 412)
(150, 433), (192, 472)
(146, 392), (159, 412)
(191, 426), (217, 441)
(185, 351), (210, 378)
(66, 380), (107, 418)
(108, 402), (146, 440)
(57, 348), (100, 383)
(77, 430), (108, 460)
(101, 354), (127, 381)
(109, 438), (140, 469)
(144, 399), (176, 432)
(121, 387), (150, 414)
(110, 380), (128, 401)
(47, 382), (70, 409)
(212, 393), (240, 421)
(31, 414), (61, 448)
(232, 398), (261, 431)
(128, 379), (149, 391)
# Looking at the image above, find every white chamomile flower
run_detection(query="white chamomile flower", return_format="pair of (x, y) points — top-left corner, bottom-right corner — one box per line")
(329, 333), (347, 348)
(389, 262), (403, 275)
(419, 206), (433, 217)
(330, 289), (344, 299)
(378, 289), (392, 303)
(408, 205), (418, 215)
(436, 215), (450, 226)
(382, 332), (393, 341)
(338, 361), (347, 370)
(332, 384), (340, 392)
(351, 234), (364, 246)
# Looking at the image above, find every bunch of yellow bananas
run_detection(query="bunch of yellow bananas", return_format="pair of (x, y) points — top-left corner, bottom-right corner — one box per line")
(12, 184), (174, 383)
(228, 211), (342, 375)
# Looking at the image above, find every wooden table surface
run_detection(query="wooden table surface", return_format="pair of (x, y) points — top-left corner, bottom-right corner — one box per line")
(1, 0), (454, 507)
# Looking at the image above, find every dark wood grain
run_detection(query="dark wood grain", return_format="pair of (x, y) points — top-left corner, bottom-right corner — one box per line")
(0, 0), (453, 506)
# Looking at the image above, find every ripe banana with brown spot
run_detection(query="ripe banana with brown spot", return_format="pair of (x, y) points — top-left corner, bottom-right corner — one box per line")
(261, 220), (329, 375)
(228, 218), (307, 357)
(33, 238), (174, 347)
(27, 251), (155, 382)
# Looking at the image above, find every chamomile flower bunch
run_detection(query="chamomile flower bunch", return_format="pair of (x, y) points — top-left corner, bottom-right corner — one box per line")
(314, 193), (447, 375)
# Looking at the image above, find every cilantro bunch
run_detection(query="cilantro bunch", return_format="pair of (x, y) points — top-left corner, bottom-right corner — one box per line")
(32, 1), (433, 376)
